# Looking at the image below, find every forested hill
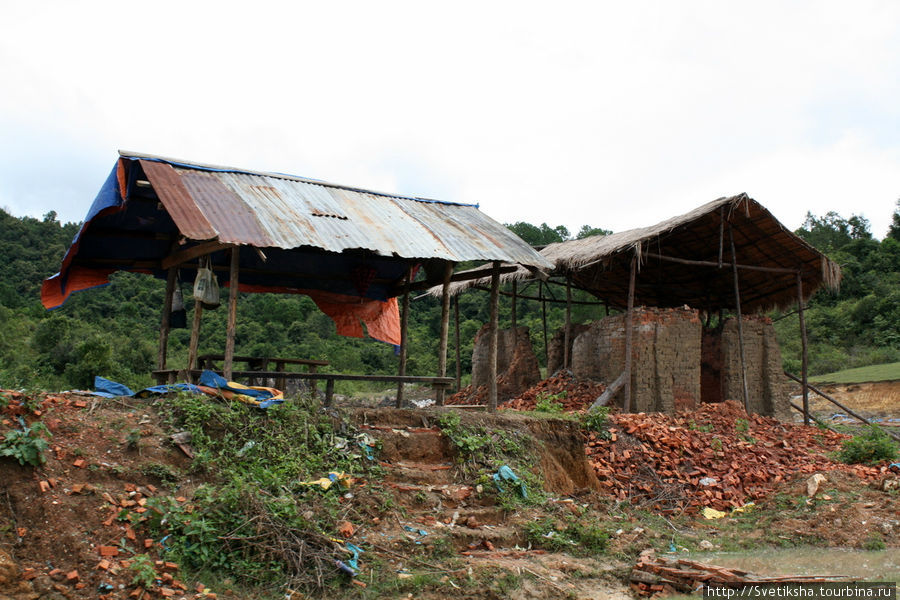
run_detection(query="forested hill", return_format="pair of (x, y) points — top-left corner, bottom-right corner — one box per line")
(0, 205), (898, 392)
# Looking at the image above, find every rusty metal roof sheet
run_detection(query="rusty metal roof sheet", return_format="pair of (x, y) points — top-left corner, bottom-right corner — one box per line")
(128, 151), (551, 267)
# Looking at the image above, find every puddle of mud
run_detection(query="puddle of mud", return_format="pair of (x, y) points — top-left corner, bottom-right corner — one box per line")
(687, 547), (900, 580)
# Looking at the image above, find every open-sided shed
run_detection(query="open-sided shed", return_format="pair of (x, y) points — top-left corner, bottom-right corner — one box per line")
(435, 194), (841, 419)
(42, 151), (551, 405)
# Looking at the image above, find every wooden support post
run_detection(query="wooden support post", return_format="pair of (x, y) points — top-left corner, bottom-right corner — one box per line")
(797, 272), (810, 426)
(488, 261), (501, 413)
(325, 378), (335, 408)
(186, 299), (203, 383)
(454, 297), (461, 392)
(511, 280), (517, 331)
(718, 207), (725, 268)
(540, 281), (549, 370)
(436, 262), (454, 406)
(223, 247), (240, 381)
(729, 227), (750, 412)
(623, 253), (637, 412)
(157, 267), (177, 371)
(563, 274), (572, 370)
(396, 267), (412, 408)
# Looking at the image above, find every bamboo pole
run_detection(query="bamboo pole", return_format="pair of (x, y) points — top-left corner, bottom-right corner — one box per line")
(157, 267), (177, 371)
(436, 262), (454, 406)
(454, 297), (461, 392)
(796, 272), (810, 426)
(396, 267), (412, 408)
(488, 261), (501, 413)
(729, 227), (750, 412)
(224, 247), (240, 381)
(186, 300), (203, 383)
(623, 252), (637, 412)
(563, 274), (572, 370)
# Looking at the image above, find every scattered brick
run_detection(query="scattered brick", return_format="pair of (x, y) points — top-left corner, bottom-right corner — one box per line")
(98, 546), (119, 557)
(66, 569), (79, 581)
(144, 538), (154, 548)
(70, 483), (85, 494)
(22, 567), (37, 580)
(97, 559), (111, 570)
(72, 458), (87, 468)
(17, 527), (27, 537)
(39, 480), (51, 493)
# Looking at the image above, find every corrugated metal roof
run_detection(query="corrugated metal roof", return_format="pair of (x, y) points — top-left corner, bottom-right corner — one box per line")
(130, 152), (551, 268)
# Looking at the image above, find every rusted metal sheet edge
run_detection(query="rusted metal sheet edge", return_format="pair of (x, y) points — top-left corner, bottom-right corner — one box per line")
(139, 160), (217, 240)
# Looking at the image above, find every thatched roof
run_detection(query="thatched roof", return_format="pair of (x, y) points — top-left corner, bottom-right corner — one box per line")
(432, 194), (841, 313)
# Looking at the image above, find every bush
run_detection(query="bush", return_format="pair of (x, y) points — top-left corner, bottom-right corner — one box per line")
(836, 426), (898, 464)
(0, 421), (51, 466)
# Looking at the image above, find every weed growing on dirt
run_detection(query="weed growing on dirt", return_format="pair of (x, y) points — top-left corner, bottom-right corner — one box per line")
(835, 426), (898, 464)
(580, 406), (611, 438)
(0, 420), (51, 466)
(437, 411), (544, 506)
(524, 516), (609, 556)
(534, 391), (566, 413)
(139, 462), (180, 485)
(128, 553), (158, 588)
(149, 393), (379, 594)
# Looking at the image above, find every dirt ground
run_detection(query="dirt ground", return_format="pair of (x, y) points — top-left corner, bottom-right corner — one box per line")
(1, 385), (898, 600)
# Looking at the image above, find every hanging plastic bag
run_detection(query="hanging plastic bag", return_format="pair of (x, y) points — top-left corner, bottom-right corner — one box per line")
(193, 258), (220, 309)
(169, 286), (187, 328)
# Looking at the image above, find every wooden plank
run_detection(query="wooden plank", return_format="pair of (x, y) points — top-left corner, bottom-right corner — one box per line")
(197, 354), (329, 367)
(223, 247), (240, 380)
(152, 369), (454, 385)
(488, 261), (501, 412)
(623, 253), (637, 412)
(157, 267), (177, 370)
(540, 281), (549, 368)
(511, 280), (517, 331)
(436, 262), (454, 406)
(161, 241), (231, 270)
(396, 267), (412, 408)
(729, 227), (750, 411)
(590, 371), (626, 411)
(797, 272), (810, 426)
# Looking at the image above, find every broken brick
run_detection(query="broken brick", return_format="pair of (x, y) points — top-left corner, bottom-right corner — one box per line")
(72, 458), (87, 468)
(98, 546), (119, 557)
(39, 481), (51, 493)
(65, 570), (79, 581)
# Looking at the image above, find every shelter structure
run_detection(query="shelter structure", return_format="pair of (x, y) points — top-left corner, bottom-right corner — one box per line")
(42, 151), (552, 408)
(433, 194), (841, 421)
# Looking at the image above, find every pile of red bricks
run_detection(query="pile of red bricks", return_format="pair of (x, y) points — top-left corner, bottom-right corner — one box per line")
(585, 401), (884, 513)
(500, 371), (607, 411)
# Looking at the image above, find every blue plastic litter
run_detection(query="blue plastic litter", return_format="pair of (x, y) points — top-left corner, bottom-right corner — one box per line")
(404, 525), (428, 537)
(493, 465), (527, 497)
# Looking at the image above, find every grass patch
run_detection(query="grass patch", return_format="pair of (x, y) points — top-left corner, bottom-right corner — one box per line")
(810, 361), (900, 384)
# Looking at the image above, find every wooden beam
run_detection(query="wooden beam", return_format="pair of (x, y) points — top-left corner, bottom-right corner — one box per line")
(563, 274), (572, 370)
(730, 227), (750, 412)
(436, 262), (454, 406)
(454, 297), (461, 392)
(644, 252), (799, 274)
(161, 240), (231, 270)
(797, 272), (810, 426)
(396, 267), (412, 408)
(465, 285), (604, 306)
(488, 261), (501, 413)
(623, 252), (637, 412)
(157, 267), (177, 370)
(401, 264), (519, 295)
(591, 370), (626, 411)
(511, 280), (517, 331)
(223, 247), (240, 380)
(540, 281), (549, 369)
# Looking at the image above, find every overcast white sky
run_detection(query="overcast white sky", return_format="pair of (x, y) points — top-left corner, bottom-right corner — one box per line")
(1, 1), (899, 238)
